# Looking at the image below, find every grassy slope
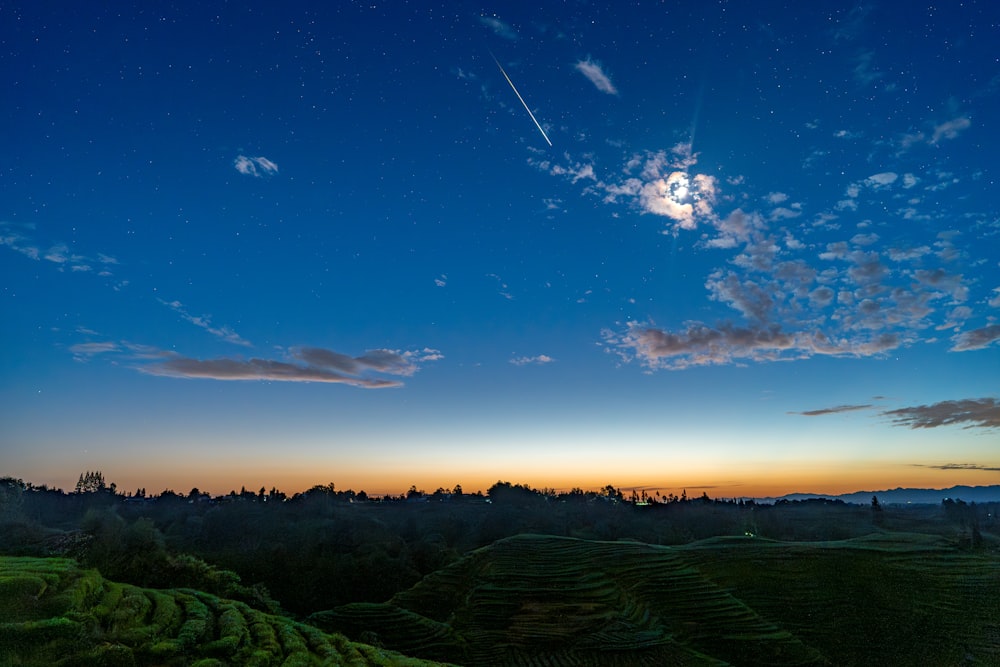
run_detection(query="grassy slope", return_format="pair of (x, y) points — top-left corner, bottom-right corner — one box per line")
(313, 534), (827, 666)
(312, 532), (1000, 667)
(0, 556), (454, 667)
(679, 533), (1000, 666)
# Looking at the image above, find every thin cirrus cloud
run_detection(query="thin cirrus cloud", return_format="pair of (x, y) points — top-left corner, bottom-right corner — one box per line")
(917, 463), (1000, 472)
(1, 221), (121, 280)
(234, 155), (279, 178)
(792, 404), (874, 416)
(159, 299), (252, 347)
(479, 15), (517, 41)
(141, 346), (443, 388)
(574, 57), (618, 95)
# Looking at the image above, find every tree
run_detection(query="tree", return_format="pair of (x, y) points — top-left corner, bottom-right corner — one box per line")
(75, 470), (106, 493)
(0, 476), (26, 521)
(871, 495), (884, 526)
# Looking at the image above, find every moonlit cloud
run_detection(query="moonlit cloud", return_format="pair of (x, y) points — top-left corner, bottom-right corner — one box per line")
(534, 144), (718, 233)
(139, 346), (442, 388)
(510, 354), (554, 366)
(883, 398), (1000, 430)
(160, 299), (252, 347)
(234, 155), (279, 177)
(574, 58), (618, 95)
(540, 127), (991, 373)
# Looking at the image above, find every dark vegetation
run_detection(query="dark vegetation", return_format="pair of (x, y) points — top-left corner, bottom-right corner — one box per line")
(2, 473), (999, 665)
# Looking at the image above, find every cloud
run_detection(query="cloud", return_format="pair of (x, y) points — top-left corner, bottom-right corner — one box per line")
(883, 398), (1000, 430)
(864, 172), (898, 187)
(234, 155), (279, 177)
(1, 221), (118, 276)
(510, 354), (555, 366)
(434, 274), (447, 287)
(899, 116), (971, 151)
(479, 16), (517, 40)
(918, 463), (1000, 472)
(70, 341), (121, 361)
(793, 404), (873, 417)
(931, 116), (971, 144)
(989, 287), (1000, 309)
(532, 125), (993, 373)
(139, 346), (442, 388)
(0, 222), (41, 260)
(535, 145), (717, 233)
(951, 324), (1000, 351)
(604, 321), (802, 370)
(574, 58), (618, 95)
(852, 50), (883, 86)
(160, 299), (252, 347)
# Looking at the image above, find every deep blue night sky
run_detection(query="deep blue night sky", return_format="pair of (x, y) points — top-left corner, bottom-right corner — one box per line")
(2, 2), (998, 496)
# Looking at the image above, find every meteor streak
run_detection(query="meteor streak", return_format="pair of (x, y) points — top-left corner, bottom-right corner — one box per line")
(491, 53), (552, 147)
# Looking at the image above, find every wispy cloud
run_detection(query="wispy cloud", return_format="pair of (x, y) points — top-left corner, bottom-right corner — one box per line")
(140, 346), (442, 388)
(159, 299), (252, 347)
(234, 155), (279, 177)
(574, 57), (618, 95)
(479, 15), (517, 40)
(899, 115), (971, 150)
(1, 221), (119, 276)
(883, 398), (1000, 430)
(917, 462), (1000, 472)
(793, 404), (873, 417)
(487, 273), (514, 300)
(70, 341), (121, 362)
(0, 222), (41, 260)
(931, 116), (971, 144)
(510, 354), (555, 366)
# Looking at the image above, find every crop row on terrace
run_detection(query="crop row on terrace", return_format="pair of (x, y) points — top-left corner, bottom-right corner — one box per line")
(0, 556), (452, 666)
(313, 534), (827, 666)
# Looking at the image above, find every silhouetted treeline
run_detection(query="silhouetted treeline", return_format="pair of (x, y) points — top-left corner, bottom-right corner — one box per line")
(1, 474), (994, 618)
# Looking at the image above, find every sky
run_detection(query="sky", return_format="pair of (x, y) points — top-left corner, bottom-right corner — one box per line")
(2, 1), (998, 499)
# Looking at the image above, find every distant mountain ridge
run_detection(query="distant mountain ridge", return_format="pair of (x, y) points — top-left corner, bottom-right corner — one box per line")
(766, 484), (1000, 505)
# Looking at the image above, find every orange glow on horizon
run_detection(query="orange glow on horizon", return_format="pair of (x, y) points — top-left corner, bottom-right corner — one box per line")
(17, 461), (998, 501)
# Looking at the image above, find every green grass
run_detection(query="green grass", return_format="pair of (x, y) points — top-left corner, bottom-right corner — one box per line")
(313, 532), (1000, 666)
(0, 556), (455, 666)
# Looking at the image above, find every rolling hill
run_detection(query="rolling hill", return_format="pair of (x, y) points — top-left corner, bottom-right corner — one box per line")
(312, 532), (1000, 666)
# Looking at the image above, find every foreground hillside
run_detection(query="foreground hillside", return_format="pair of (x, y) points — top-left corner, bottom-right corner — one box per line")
(0, 556), (452, 667)
(312, 533), (1000, 666)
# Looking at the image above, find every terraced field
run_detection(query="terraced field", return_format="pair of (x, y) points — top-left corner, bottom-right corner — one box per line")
(311, 534), (827, 665)
(0, 556), (452, 666)
(311, 533), (1000, 666)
